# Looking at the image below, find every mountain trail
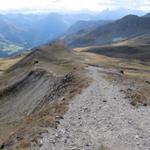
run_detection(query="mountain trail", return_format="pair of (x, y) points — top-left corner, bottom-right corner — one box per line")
(35, 66), (150, 150)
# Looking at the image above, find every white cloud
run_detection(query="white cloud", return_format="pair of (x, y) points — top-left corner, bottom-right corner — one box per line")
(0, 0), (149, 12)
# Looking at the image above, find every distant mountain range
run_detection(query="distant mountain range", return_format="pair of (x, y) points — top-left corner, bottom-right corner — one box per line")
(0, 9), (148, 57)
(143, 13), (150, 18)
(0, 12), (108, 57)
(0, 13), (72, 57)
(0, 13), (70, 47)
(64, 20), (112, 35)
(62, 14), (150, 47)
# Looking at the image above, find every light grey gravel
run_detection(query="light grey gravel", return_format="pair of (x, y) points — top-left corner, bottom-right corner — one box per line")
(35, 66), (150, 150)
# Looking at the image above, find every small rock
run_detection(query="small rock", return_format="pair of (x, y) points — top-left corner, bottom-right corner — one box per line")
(34, 60), (39, 64)
(128, 120), (132, 124)
(145, 81), (150, 84)
(66, 135), (70, 139)
(55, 120), (60, 124)
(120, 90), (124, 92)
(71, 147), (77, 150)
(103, 100), (107, 103)
(0, 144), (4, 149)
(99, 106), (101, 109)
(55, 133), (59, 138)
(60, 97), (66, 101)
(135, 135), (139, 139)
(137, 142), (140, 145)
(83, 107), (89, 112)
(39, 143), (43, 147)
(143, 103), (147, 107)
(60, 116), (64, 119)
(127, 88), (132, 91)
(56, 116), (64, 119)
(60, 129), (66, 134)
(120, 70), (124, 74)
(64, 139), (67, 144)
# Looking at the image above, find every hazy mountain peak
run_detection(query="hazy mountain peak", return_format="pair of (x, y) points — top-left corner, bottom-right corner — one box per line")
(119, 14), (139, 22)
(143, 13), (150, 18)
(122, 14), (139, 19)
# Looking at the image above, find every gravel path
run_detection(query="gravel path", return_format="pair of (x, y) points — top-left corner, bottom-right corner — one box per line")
(0, 71), (3, 76)
(37, 66), (150, 150)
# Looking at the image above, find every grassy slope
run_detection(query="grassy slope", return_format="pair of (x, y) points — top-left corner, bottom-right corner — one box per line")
(75, 45), (150, 63)
(74, 35), (150, 107)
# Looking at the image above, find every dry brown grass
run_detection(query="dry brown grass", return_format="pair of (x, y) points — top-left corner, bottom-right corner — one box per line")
(0, 56), (24, 71)
(0, 98), (69, 149)
(77, 50), (150, 83)
(125, 71), (150, 80)
(9, 100), (69, 149)
(75, 51), (118, 65)
(125, 88), (150, 107)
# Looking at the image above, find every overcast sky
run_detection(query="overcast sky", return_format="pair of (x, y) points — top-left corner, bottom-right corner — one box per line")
(0, 0), (149, 12)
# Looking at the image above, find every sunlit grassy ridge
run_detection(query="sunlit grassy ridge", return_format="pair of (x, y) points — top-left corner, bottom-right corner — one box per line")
(2, 44), (23, 54)
(0, 56), (24, 71)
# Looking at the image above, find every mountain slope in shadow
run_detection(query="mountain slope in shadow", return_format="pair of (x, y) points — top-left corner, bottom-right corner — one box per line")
(78, 35), (150, 62)
(63, 15), (150, 47)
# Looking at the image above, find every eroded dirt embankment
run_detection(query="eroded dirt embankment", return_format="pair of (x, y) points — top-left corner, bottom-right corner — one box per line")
(0, 69), (57, 122)
(0, 69), (56, 147)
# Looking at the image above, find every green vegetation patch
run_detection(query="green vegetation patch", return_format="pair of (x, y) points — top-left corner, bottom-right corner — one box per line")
(1, 44), (23, 55)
